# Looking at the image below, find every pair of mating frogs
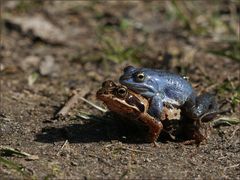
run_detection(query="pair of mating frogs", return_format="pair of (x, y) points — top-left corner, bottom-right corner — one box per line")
(97, 66), (218, 145)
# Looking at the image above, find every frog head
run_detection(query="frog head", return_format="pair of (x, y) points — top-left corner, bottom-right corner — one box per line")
(119, 66), (158, 97)
(96, 80), (147, 114)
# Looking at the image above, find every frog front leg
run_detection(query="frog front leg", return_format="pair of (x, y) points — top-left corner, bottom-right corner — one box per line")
(148, 93), (164, 120)
(139, 113), (163, 147)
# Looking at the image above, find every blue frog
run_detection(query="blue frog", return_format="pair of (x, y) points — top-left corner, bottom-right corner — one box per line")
(119, 66), (218, 122)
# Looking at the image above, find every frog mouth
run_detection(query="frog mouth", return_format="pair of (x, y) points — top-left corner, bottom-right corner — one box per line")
(123, 84), (156, 97)
(120, 78), (156, 94)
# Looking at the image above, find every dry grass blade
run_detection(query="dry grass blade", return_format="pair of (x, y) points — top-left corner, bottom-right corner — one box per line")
(56, 140), (69, 156)
(77, 111), (108, 122)
(80, 97), (107, 113)
(77, 112), (92, 120)
(0, 146), (31, 157)
(0, 146), (39, 160)
(212, 116), (240, 128)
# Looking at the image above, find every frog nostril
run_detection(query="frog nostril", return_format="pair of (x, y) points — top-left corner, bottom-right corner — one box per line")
(102, 81), (108, 87)
(123, 66), (135, 73)
(119, 75), (126, 82)
(102, 80), (114, 87)
(120, 75), (132, 83)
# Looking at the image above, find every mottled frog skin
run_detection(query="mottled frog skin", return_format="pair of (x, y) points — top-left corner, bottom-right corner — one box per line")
(119, 66), (218, 122)
(96, 80), (163, 144)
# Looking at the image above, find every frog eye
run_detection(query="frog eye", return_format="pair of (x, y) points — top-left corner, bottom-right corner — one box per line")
(183, 76), (189, 81)
(117, 87), (127, 97)
(135, 72), (145, 82)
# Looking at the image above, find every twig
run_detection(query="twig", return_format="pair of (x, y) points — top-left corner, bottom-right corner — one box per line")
(229, 127), (240, 140)
(218, 99), (229, 110)
(204, 83), (220, 92)
(223, 163), (240, 173)
(56, 140), (69, 156)
(55, 87), (107, 118)
(56, 90), (80, 118)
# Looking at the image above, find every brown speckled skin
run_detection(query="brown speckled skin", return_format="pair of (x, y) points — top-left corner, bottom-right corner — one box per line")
(97, 80), (164, 144)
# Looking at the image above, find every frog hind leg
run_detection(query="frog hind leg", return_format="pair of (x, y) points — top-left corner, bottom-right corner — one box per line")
(196, 93), (219, 122)
(183, 93), (218, 122)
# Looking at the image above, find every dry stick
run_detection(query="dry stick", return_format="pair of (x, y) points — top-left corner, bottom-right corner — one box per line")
(229, 127), (240, 140)
(55, 89), (106, 118)
(218, 99), (230, 110)
(223, 163), (240, 175)
(204, 82), (220, 92)
(55, 90), (80, 118)
(56, 140), (69, 156)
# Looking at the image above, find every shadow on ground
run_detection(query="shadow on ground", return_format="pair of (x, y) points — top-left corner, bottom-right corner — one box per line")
(35, 115), (153, 144)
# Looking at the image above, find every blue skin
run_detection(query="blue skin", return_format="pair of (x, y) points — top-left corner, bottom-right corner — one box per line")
(119, 66), (218, 121)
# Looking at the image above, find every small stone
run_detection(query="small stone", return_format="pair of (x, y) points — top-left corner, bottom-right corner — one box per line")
(21, 55), (40, 71)
(144, 158), (151, 162)
(70, 161), (78, 166)
(3, 15), (66, 44)
(39, 55), (56, 76)
(3, 1), (19, 10)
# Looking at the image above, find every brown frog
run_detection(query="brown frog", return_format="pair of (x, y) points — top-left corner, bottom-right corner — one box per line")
(96, 80), (180, 145)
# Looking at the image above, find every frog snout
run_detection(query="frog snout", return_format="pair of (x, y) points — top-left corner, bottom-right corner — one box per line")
(123, 66), (135, 73)
(96, 89), (107, 96)
(119, 75), (129, 82)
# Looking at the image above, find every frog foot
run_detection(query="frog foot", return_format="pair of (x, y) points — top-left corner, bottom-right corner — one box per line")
(199, 110), (219, 122)
(183, 93), (218, 122)
(153, 141), (160, 147)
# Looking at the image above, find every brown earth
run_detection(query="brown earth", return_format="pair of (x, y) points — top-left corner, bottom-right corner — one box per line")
(0, 1), (239, 179)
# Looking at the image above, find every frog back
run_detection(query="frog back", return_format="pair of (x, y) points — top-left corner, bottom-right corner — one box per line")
(149, 69), (194, 106)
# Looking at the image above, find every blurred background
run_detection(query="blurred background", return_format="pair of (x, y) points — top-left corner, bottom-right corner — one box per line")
(1, 1), (240, 179)
(2, 0), (239, 113)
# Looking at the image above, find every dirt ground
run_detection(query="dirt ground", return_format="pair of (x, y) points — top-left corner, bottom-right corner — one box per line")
(1, 1), (240, 179)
